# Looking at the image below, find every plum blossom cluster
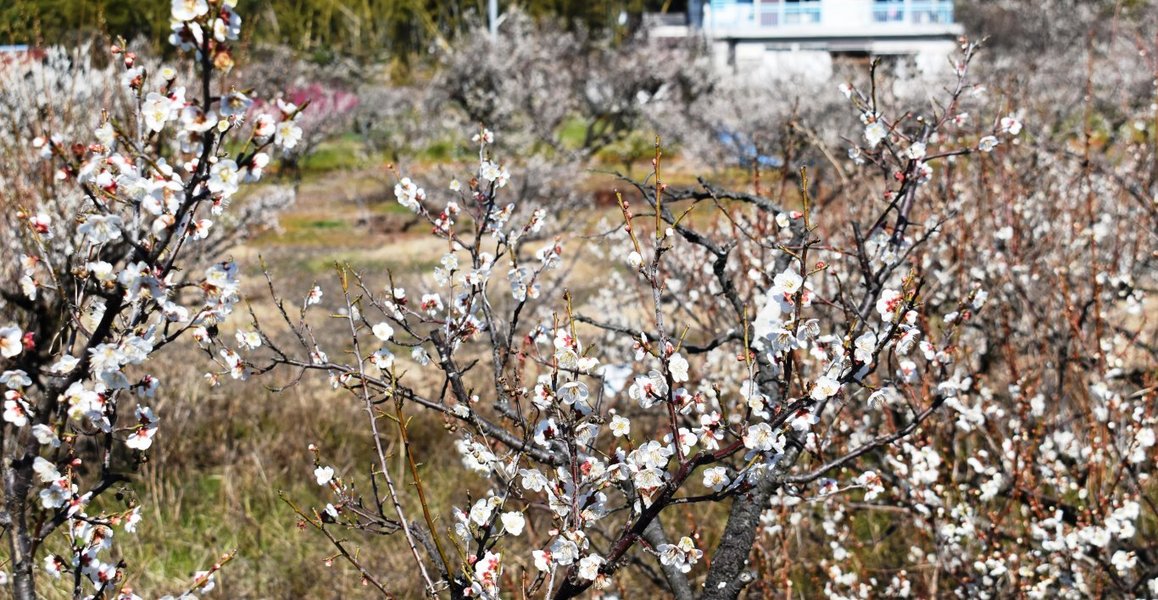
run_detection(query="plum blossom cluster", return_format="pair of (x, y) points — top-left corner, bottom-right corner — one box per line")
(0, 0), (296, 596)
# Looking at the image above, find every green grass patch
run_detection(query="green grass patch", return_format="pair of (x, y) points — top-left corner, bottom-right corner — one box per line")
(301, 249), (438, 276)
(558, 116), (589, 150)
(300, 135), (382, 173)
(254, 214), (365, 248)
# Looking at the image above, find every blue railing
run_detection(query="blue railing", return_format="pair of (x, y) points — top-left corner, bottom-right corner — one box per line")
(872, 0), (954, 25)
(708, 0), (953, 30)
(911, 0), (954, 24)
(757, 3), (822, 26)
(709, 1), (822, 28)
(871, 0), (906, 22)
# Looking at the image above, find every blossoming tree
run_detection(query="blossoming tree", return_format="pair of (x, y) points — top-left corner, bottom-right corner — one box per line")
(220, 26), (1158, 596)
(0, 0), (298, 597)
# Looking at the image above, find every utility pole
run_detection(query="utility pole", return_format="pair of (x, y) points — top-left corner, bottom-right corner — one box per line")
(489, 0), (498, 40)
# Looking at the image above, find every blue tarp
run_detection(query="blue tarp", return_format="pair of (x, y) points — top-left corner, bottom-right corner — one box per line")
(717, 129), (783, 168)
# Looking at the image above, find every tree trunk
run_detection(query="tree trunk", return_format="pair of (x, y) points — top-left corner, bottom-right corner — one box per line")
(699, 442), (803, 600)
(642, 518), (694, 600)
(4, 448), (37, 600)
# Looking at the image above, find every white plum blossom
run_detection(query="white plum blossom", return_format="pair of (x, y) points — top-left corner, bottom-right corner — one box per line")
(629, 371), (668, 409)
(811, 376), (841, 401)
(394, 177), (425, 212)
(1112, 550), (1136, 574)
(772, 269), (803, 296)
(32, 424), (60, 447)
(39, 482), (70, 509)
(94, 122), (115, 146)
(411, 347), (431, 366)
(3, 23), (1140, 600)
(479, 161), (509, 187)
(627, 251), (643, 269)
(532, 549), (551, 572)
(235, 330), (262, 350)
(500, 511), (525, 536)
(0, 370), (29, 389)
(472, 129), (495, 144)
(558, 381), (592, 413)
(208, 159), (241, 197)
(253, 114), (276, 139)
(866, 387), (895, 409)
(142, 92), (173, 133)
(577, 554), (604, 581)
(519, 468), (549, 493)
(180, 105), (217, 133)
(744, 423), (783, 453)
(703, 466), (730, 491)
(274, 119), (303, 149)
(657, 536), (703, 574)
(668, 353), (689, 383)
(33, 457), (60, 483)
(864, 120), (887, 148)
(371, 322), (394, 341)
(856, 471), (884, 501)
(472, 551), (502, 596)
(0, 326), (23, 358)
(171, 0), (209, 21)
(4, 397), (31, 427)
(43, 555), (64, 579)
(876, 289), (904, 322)
(314, 466), (335, 486)
(78, 215), (123, 244)
(370, 348), (395, 371)
(469, 497), (495, 527)
(853, 331), (877, 364)
(306, 285), (323, 306)
(609, 414), (631, 437)
(1000, 115), (1022, 135)
(124, 405), (159, 450)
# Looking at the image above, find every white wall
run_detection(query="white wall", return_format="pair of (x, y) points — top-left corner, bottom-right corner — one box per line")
(714, 39), (956, 83)
(820, 0), (872, 29)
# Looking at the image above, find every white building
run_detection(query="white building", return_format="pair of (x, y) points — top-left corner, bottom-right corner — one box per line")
(649, 0), (963, 80)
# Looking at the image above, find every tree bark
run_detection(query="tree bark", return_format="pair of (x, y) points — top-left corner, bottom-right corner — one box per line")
(698, 313), (801, 600)
(699, 442), (802, 600)
(641, 518), (694, 600)
(4, 445), (37, 600)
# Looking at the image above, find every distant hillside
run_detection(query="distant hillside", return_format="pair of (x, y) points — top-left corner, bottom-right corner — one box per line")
(0, 0), (684, 61)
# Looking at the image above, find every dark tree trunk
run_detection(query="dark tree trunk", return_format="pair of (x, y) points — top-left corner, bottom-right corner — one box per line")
(698, 443), (801, 600)
(4, 447), (37, 600)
